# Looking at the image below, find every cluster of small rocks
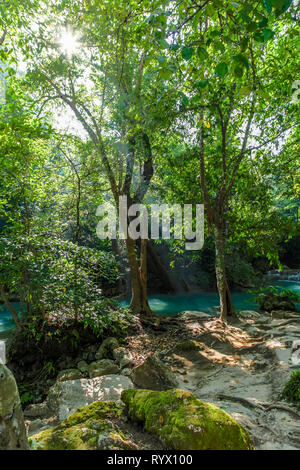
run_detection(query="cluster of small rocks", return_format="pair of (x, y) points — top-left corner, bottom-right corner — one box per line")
(56, 337), (134, 383)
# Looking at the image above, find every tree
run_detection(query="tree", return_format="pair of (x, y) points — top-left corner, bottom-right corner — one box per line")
(19, 0), (179, 318)
(149, 0), (298, 320)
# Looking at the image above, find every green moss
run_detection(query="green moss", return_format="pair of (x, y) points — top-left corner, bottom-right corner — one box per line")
(282, 370), (300, 403)
(174, 340), (203, 352)
(29, 401), (128, 450)
(122, 388), (253, 450)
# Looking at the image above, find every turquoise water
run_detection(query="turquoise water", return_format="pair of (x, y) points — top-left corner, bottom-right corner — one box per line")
(0, 302), (25, 334)
(0, 280), (299, 332)
(119, 280), (300, 316)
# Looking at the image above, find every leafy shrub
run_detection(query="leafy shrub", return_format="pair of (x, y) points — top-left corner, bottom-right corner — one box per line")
(282, 370), (300, 403)
(0, 235), (126, 335)
(249, 286), (299, 309)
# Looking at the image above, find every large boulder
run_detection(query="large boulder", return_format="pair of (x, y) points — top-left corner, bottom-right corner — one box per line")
(0, 364), (29, 449)
(95, 337), (119, 360)
(29, 401), (138, 450)
(46, 374), (134, 421)
(132, 354), (178, 391)
(121, 388), (253, 450)
(88, 359), (119, 378)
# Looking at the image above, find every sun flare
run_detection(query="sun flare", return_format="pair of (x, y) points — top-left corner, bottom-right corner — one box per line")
(58, 29), (79, 57)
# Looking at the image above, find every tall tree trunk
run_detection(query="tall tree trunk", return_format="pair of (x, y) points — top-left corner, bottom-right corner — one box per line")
(213, 225), (235, 321)
(135, 240), (176, 293)
(125, 238), (155, 318)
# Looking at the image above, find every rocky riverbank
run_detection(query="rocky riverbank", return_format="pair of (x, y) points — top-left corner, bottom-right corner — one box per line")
(20, 308), (300, 450)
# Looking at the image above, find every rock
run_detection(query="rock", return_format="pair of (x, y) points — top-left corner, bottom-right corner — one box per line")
(180, 311), (212, 320)
(46, 375), (134, 421)
(27, 418), (57, 436)
(29, 401), (138, 450)
(88, 359), (119, 378)
(97, 434), (138, 450)
(57, 369), (82, 382)
(82, 344), (97, 362)
(0, 364), (29, 449)
(132, 354), (178, 391)
(57, 356), (75, 371)
(121, 368), (132, 377)
(238, 310), (260, 319)
(271, 310), (298, 319)
(121, 388), (253, 450)
(95, 337), (119, 360)
(260, 293), (296, 313)
(113, 347), (134, 368)
(173, 340), (203, 352)
(77, 360), (89, 375)
(24, 402), (49, 418)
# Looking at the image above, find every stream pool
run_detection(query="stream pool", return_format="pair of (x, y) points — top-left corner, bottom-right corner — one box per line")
(0, 280), (299, 334)
(118, 280), (300, 316)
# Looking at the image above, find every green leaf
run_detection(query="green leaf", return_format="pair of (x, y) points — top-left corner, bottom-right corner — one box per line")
(179, 92), (189, 107)
(206, 4), (215, 16)
(234, 54), (250, 69)
(181, 46), (194, 60)
(263, 29), (275, 41)
(246, 22), (257, 33)
(157, 55), (166, 65)
(197, 46), (208, 59)
(282, 0), (293, 12)
(215, 62), (228, 77)
(234, 66), (244, 78)
(239, 86), (252, 96)
(197, 79), (209, 88)
(254, 31), (265, 42)
(263, 0), (272, 14)
(159, 39), (169, 49)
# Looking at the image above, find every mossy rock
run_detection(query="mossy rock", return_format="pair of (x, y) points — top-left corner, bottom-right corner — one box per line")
(95, 337), (119, 360)
(282, 370), (300, 403)
(88, 359), (119, 378)
(174, 340), (203, 352)
(29, 401), (136, 450)
(121, 389), (253, 450)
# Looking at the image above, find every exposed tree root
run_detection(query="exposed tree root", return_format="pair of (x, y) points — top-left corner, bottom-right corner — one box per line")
(214, 393), (300, 419)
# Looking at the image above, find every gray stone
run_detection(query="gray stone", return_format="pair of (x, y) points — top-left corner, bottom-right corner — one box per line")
(132, 354), (178, 391)
(88, 359), (119, 378)
(113, 347), (134, 368)
(46, 374), (134, 421)
(121, 368), (132, 377)
(95, 337), (119, 360)
(238, 310), (260, 319)
(57, 368), (82, 382)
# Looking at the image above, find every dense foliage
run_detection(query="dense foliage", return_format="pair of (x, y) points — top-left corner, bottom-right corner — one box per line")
(0, 0), (298, 326)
